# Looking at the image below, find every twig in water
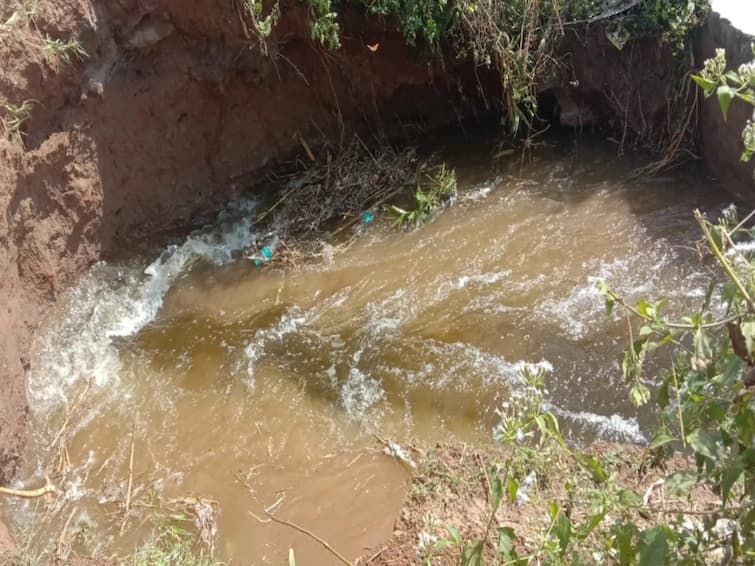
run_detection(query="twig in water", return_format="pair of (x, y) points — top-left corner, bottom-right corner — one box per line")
(121, 416), (136, 534)
(250, 508), (354, 566)
(56, 507), (77, 558)
(50, 381), (90, 449)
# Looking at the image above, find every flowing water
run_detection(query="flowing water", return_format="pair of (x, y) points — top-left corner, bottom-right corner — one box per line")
(2, 134), (729, 564)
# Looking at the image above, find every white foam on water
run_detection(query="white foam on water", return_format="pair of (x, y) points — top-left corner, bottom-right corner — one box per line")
(381, 338), (550, 393)
(454, 269), (511, 290)
(29, 200), (259, 410)
(547, 404), (646, 445)
(538, 238), (708, 340)
(460, 177), (501, 203)
(243, 306), (308, 388)
(339, 366), (385, 420)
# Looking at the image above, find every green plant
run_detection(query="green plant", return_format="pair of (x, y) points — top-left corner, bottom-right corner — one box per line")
(2, 99), (35, 141)
(243, 0), (280, 55)
(693, 45), (755, 161)
(43, 36), (87, 64)
(362, 0), (453, 47)
(386, 163), (456, 228)
(235, 1), (707, 139)
(596, 206), (755, 562)
(309, 0), (341, 49)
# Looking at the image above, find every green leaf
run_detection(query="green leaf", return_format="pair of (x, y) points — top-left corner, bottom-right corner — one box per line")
(491, 474), (503, 513)
(497, 527), (519, 562)
(721, 458), (745, 502)
(701, 279), (717, 312)
(461, 540), (484, 566)
(288, 548), (296, 566)
(637, 300), (651, 318)
(446, 525), (462, 546)
(579, 454), (608, 483)
(691, 74), (716, 95)
(596, 280), (615, 316)
(638, 527), (668, 566)
(618, 488), (642, 507)
(554, 513), (572, 557)
(665, 471), (697, 497)
(741, 321), (755, 358)
(577, 512), (606, 541)
(614, 523), (637, 566)
(687, 430), (718, 460)
(630, 382), (651, 407)
(656, 379), (671, 409)
(506, 476), (519, 504)
(717, 85), (736, 121)
(649, 430), (675, 450)
(639, 325), (654, 337)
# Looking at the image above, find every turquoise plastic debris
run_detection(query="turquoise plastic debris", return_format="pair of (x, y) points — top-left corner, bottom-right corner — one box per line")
(251, 235), (280, 267)
(362, 211), (374, 224)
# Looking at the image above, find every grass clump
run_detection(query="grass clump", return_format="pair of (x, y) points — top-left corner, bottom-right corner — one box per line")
(134, 523), (215, 566)
(2, 99), (35, 141)
(42, 36), (87, 63)
(385, 163), (457, 228)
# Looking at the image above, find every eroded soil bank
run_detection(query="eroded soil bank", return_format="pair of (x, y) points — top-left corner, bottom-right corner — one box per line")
(0, 0), (753, 557)
(0, 0), (487, 492)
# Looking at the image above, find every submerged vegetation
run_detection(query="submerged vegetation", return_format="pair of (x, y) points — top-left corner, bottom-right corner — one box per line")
(385, 164), (457, 228)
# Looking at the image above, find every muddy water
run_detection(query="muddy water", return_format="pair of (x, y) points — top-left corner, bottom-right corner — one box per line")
(3, 135), (727, 563)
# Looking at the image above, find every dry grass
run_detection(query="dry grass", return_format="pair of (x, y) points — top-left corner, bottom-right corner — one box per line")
(369, 441), (721, 565)
(249, 136), (423, 267)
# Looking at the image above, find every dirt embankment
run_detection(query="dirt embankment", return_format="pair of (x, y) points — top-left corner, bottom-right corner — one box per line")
(0, 0), (484, 498)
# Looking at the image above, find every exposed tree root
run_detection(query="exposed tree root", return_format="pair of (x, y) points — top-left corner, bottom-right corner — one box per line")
(0, 476), (56, 498)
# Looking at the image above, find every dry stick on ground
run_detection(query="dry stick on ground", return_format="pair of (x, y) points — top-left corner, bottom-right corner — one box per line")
(250, 509), (353, 566)
(0, 476), (56, 498)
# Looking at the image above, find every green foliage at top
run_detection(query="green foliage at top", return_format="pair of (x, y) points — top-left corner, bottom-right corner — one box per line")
(239, 1), (707, 136)
(693, 45), (755, 162)
(361, 0), (453, 46)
